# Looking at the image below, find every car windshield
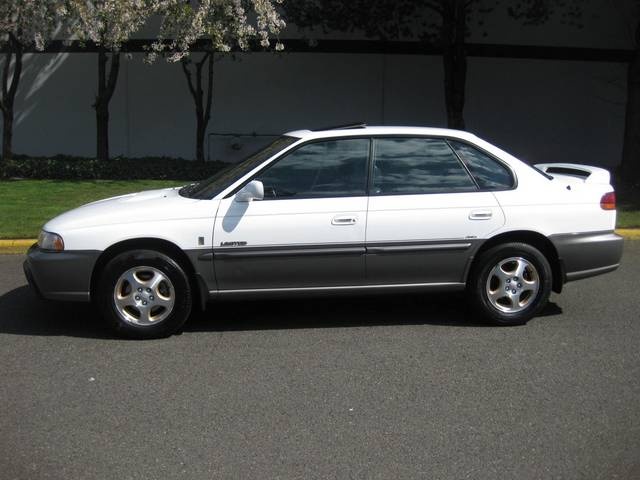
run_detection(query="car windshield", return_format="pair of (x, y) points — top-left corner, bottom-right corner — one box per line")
(179, 136), (299, 199)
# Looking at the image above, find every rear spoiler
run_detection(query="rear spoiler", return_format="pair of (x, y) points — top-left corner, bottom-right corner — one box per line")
(534, 163), (611, 185)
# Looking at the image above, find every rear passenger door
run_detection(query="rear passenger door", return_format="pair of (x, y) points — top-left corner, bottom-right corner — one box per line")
(365, 137), (507, 285)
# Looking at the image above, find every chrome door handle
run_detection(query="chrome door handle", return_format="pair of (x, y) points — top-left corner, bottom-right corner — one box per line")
(469, 210), (493, 220)
(332, 216), (357, 225)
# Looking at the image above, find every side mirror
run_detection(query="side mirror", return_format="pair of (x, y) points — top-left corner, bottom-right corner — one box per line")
(235, 180), (264, 202)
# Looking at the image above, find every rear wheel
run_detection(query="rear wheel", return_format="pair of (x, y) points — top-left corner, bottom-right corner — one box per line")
(97, 250), (192, 339)
(469, 242), (552, 326)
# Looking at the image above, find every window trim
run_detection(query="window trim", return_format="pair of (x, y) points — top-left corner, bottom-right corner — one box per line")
(445, 140), (481, 190)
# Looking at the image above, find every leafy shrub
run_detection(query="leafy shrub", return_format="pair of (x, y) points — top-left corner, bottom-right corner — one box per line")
(0, 155), (230, 181)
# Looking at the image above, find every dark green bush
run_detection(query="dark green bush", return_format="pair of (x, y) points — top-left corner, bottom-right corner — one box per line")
(0, 155), (230, 181)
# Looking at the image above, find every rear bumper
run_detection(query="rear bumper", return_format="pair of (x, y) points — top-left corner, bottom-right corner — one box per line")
(23, 244), (100, 302)
(550, 231), (623, 283)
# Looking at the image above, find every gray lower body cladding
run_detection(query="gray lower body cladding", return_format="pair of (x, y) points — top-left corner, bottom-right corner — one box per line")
(550, 231), (623, 282)
(203, 240), (479, 297)
(23, 244), (100, 302)
(22, 232), (623, 303)
(210, 244), (367, 290)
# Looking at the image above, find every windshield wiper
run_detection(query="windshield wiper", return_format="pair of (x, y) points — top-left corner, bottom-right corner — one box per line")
(179, 182), (200, 198)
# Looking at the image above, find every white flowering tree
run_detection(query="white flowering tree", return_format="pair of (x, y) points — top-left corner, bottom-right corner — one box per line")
(0, 1), (63, 160)
(149, 0), (285, 162)
(63, 0), (156, 161)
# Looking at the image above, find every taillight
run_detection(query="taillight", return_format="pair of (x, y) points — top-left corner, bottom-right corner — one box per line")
(600, 192), (616, 210)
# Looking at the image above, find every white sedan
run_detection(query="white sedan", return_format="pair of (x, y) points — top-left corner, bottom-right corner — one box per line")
(24, 125), (623, 339)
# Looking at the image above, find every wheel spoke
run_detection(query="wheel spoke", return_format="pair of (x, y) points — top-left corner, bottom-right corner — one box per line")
(154, 282), (171, 299)
(115, 294), (134, 309)
(128, 271), (144, 290)
(498, 293), (514, 309)
(155, 295), (172, 306)
(137, 306), (152, 324)
(515, 259), (527, 279)
(149, 271), (164, 290)
(488, 289), (503, 301)
(494, 267), (511, 282)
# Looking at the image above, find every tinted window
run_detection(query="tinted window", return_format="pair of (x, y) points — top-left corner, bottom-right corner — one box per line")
(257, 139), (369, 199)
(372, 138), (476, 195)
(449, 140), (514, 190)
(181, 136), (298, 199)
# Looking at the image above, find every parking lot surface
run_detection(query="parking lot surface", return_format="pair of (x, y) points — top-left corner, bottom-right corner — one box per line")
(1, 243), (639, 479)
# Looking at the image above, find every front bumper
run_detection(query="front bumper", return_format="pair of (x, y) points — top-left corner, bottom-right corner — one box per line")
(550, 231), (624, 283)
(23, 243), (100, 302)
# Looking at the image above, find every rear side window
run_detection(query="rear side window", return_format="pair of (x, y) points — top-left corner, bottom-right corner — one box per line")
(257, 139), (369, 199)
(449, 140), (514, 190)
(372, 138), (476, 195)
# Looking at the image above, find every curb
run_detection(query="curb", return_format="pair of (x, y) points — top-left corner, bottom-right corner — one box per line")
(616, 229), (640, 239)
(1, 229), (640, 254)
(0, 239), (35, 254)
(0, 239), (35, 248)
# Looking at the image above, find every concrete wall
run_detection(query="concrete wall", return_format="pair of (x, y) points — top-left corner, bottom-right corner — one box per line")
(3, 50), (627, 168)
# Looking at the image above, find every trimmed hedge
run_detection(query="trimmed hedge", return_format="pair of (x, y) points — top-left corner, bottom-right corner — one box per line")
(0, 155), (230, 180)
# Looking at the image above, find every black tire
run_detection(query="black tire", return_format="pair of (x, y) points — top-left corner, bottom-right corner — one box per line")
(97, 249), (192, 339)
(468, 242), (552, 326)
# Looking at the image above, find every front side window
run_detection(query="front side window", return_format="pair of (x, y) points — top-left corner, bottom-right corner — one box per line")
(181, 136), (299, 199)
(449, 140), (514, 190)
(256, 139), (370, 199)
(372, 138), (476, 195)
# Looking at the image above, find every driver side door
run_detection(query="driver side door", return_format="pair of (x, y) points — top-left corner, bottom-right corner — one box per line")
(213, 138), (370, 291)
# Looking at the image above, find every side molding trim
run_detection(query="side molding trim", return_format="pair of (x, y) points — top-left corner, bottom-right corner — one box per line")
(208, 281), (466, 300)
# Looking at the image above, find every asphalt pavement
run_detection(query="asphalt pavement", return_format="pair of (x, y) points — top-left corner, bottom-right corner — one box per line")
(1, 244), (639, 479)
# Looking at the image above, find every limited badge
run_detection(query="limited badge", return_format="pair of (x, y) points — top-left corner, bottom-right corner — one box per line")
(220, 241), (248, 247)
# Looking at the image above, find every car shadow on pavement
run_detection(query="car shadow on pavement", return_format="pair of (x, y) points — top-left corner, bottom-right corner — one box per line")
(0, 286), (563, 339)
(185, 293), (564, 333)
(0, 286), (116, 339)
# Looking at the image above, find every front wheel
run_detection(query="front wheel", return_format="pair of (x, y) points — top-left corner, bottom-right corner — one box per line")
(97, 250), (192, 339)
(469, 242), (552, 326)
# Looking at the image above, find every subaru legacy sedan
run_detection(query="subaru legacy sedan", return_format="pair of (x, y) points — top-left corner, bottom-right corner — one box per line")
(24, 125), (623, 339)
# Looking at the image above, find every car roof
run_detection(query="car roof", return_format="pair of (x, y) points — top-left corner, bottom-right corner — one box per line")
(284, 126), (480, 142)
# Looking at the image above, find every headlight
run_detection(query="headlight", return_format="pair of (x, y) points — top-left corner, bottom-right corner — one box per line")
(38, 231), (65, 251)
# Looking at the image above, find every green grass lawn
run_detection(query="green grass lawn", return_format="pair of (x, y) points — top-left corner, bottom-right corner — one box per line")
(618, 208), (640, 229)
(1, 179), (639, 239)
(0, 179), (182, 239)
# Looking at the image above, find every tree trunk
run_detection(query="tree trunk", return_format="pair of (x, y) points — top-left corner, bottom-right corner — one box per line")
(182, 52), (214, 162)
(1, 40), (23, 161)
(441, 0), (467, 130)
(621, 24), (640, 186)
(196, 114), (206, 162)
(94, 49), (120, 161)
(2, 108), (13, 161)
